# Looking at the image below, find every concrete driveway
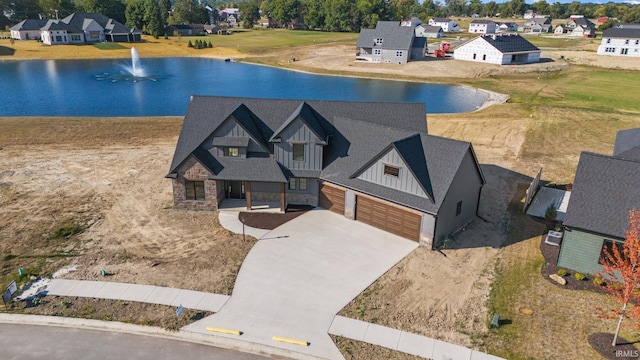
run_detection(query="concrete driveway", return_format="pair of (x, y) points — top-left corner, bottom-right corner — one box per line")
(184, 209), (418, 359)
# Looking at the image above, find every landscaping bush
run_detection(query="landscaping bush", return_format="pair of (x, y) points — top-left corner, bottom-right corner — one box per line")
(187, 40), (193, 48)
(594, 277), (604, 286)
(557, 268), (567, 276)
(574, 272), (586, 281)
(545, 204), (557, 222)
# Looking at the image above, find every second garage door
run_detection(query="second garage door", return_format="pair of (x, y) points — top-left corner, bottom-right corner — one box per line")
(319, 183), (345, 214)
(356, 195), (421, 241)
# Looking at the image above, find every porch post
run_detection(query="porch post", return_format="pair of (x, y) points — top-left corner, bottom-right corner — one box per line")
(280, 183), (286, 213)
(246, 181), (252, 210)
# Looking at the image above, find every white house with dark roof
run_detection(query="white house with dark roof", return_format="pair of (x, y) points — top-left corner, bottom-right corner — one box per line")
(35, 12), (141, 45)
(453, 33), (540, 65)
(469, 20), (497, 34)
(520, 18), (552, 33)
(428, 18), (460, 32)
(557, 128), (640, 275)
(166, 96), (486, 248)
(356, 21), (425, 64)
(555, 17), (596, 37)
(10, 19), (48, 40)
(597, 24), (640, 57)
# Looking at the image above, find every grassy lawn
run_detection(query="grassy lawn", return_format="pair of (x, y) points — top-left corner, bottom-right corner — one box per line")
(93, 42), (128, 50)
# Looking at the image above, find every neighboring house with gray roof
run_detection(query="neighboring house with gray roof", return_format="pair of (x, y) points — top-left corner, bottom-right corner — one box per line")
(557, 128), (640, 275)
(519, 18), (552, 33)
(10, 19), (48, 40)
(415, 25), (444, 38)
(35, 12), (141, 45)
(597, 24), (640, 57)
(356, 21), (425, 64)
(556, 17), (596, 37)
(453, 33), (540, 65)
(167, 96), (486, 248)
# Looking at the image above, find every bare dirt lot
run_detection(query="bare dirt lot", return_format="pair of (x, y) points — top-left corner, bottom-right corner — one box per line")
(0, 117), (255, 295)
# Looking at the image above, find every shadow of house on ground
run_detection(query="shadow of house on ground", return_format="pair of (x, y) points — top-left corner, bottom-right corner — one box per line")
(440, 164), (546, 250)
(0, 46), (15, 56)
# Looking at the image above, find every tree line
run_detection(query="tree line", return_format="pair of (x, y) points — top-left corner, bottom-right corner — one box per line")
(3, 0), (640, 35)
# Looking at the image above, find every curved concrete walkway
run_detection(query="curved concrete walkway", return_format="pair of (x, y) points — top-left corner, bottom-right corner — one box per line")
(218, 210), (272, 239)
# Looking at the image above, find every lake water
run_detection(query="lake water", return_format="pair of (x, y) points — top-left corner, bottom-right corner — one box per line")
(0, 57), (488, 117)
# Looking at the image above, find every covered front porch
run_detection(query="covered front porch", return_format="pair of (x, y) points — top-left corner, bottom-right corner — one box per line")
(219, 180), (286, 213)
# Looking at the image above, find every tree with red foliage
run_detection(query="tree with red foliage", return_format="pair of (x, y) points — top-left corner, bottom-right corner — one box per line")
(596, 209), (640, 346)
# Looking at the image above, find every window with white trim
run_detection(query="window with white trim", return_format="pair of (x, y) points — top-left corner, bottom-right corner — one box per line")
(374, 49), (381, 55)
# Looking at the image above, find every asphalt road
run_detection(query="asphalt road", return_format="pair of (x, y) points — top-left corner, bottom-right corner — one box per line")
(0, 323), (275, 360)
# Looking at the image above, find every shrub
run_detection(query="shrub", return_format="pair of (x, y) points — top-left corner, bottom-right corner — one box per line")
(574, 272), (586, 281)
(187, 40), (193, 47)
(557, 268), (567, 276)
(545, 204), (557, 222)
(594, 277), (604, 286)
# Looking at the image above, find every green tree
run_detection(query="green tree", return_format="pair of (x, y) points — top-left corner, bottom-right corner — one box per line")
(159, 0), (171, 27)
(481, 1), (498, 17)
(125, 0), (145, 29)
(171, 0), (208, 24)
(531, 0), (550, 16)
(565, 1), (584, 17)
(270, 0), (301, 27)
(391, 0), (416, 20)
(468, 0), (482, 16)
(38, 0), (75, 19)
(499, 0), (525, 18)
(301, 0), (325, 30)
(7, 0), (42, 21)
(356, 0), (390, 29)
(444, 0), (466, 17)
(324, 0), (358, 32)
(144, 0), (163, 37)
(239, 0), (260, 28)
(76, 0), (126, 23)
(622, 6), (640, 24)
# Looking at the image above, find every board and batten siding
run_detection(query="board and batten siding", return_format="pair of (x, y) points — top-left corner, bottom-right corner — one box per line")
(433, 149), (483, 246)
(274, 118), (323, 171)
(356, 148), (428, 198)
(557, 230), (616, 275)
(210, 117), (267, 154)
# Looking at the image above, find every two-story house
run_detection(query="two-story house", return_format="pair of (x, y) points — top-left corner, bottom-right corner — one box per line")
(597, 24), (640, 57)
(167, 96), (486, 249)
(356, 21), (425, 64)
(428, 18), (460, 32)
(555, 17), (596, 37)
(557, 128), (640, 275)
(469, 20), (497, 34)
(519, 17), (553, 33)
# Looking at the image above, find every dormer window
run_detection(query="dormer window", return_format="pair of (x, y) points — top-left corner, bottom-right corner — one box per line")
(224, 147), (239, 157)
(375, 38), (383, 45)
(383, 164), (400, 177)
(293, 143), (305, 161)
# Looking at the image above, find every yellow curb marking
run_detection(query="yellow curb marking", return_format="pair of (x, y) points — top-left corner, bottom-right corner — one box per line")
(272, 336), (309, 346)
(206, 327), (242, 336)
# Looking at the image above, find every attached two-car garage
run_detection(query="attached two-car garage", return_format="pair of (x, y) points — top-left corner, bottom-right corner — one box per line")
(318, 182), (421, 242)
(355, 195), (421, 242)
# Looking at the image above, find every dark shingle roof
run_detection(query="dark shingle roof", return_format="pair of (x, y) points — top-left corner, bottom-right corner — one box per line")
(211, 137), (251, 147)
(10, 19), (48, 31)
(603, 27), (640, 39)
(614, 128), (640, 161)
(564, 152), (640, 238)
(168, 96), (482, 213)
(269, 102), (328, 144)
(356, 21), (415, 50)
(431, 18), (452, 23)
(419, 25), (443, 33)
(574, 17), (595, 27)
(477, 34), (540, 53)
(471, 20), (495, 24)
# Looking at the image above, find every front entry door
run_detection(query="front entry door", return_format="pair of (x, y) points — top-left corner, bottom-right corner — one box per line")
(228, 181), (245, 199)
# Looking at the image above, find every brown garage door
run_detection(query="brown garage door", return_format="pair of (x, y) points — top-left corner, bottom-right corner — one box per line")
(356, 195), (421, 241)
(319, 183), (345, 214)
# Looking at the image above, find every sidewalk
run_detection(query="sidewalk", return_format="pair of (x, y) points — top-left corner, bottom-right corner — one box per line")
(46, 279), (229, 312)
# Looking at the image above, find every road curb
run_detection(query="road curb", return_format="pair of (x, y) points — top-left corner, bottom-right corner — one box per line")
(0, 313), (330, 360)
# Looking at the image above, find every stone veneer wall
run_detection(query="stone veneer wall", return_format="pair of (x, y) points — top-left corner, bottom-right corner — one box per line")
(252, 191), (280, 203)
(285, 193), (318, 207)
(172, 157), (218, 211)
